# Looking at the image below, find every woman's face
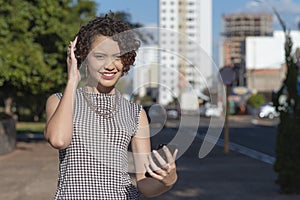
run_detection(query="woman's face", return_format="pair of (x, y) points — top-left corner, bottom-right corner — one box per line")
(86, 36), (124, 90)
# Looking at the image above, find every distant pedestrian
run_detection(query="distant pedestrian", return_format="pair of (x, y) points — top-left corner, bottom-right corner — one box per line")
(44, 15), (178, 199)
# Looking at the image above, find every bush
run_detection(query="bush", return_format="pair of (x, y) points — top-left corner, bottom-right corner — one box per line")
(247, 93), (266, 108)
(272, 24), (300, 194)
(273, 111), (300, 193)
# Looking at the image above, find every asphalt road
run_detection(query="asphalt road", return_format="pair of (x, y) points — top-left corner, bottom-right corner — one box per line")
(2, 115), (300, 200)
(164, 115), (279, 161)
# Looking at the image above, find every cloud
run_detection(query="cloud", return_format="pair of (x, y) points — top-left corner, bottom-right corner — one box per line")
(237, 0), (300, 29)
(271, 0), (300, 14)
(245, 0), (300, 14)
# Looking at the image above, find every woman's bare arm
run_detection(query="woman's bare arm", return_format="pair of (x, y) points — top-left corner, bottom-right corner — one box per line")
(131, 109), (178, 198)
(44, 38), (80, 149)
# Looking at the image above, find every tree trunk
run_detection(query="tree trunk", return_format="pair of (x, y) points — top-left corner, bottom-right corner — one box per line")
(4, 97), (13, 115)
(4, 97), (18, 120)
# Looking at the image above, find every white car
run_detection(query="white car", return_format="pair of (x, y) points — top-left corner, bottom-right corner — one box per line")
(259, 104), (279, 119)
(205, 104), (222, 117)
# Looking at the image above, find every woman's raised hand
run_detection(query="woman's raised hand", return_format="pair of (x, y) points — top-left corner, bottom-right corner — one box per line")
(66, 36), (81, 86)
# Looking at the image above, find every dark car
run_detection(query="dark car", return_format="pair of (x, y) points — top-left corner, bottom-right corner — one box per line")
(165, 106), (181, 120)
(142, 104), (167, 126)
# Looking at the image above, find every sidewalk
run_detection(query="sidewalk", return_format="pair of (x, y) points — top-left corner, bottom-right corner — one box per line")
(1, 125), (299, 200)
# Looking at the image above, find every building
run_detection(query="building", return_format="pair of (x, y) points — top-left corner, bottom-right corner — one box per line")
(158, 0), (212, 105)
(221, 13), (273, 86)
(246, 30), (300, 93)
(133, 45), (159, 102)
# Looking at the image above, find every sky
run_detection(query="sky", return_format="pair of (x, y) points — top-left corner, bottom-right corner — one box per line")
(96, 0), (300, 64)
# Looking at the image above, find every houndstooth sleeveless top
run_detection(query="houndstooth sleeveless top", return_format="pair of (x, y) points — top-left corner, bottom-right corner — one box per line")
(54, 88), (142, 200)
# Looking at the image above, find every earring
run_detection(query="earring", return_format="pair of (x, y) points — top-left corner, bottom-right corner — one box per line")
(85, 65), (88, 77)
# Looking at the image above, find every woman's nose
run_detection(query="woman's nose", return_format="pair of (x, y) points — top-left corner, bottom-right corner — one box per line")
(105, 57), (117, 70)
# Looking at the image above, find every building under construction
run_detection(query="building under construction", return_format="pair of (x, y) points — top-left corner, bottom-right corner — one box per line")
(221, 13), (273, 85)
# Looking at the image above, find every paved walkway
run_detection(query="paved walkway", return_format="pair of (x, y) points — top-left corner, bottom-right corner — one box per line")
(0, 116), (299, 200)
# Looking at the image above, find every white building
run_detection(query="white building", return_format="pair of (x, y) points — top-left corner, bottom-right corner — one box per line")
(158, 0), (213, 105)
(246, 30), (300, 92)
(246, 31), (300, 69)
(133, 45), (159, 99)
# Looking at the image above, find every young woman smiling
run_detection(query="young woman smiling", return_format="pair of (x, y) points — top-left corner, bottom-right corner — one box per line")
(44, 15), (178, 199)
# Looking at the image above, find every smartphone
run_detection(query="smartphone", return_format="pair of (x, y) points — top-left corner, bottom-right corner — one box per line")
(145, 143), (177, 177)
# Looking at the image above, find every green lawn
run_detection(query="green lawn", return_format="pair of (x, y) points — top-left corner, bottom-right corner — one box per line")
(16, 122), (45, 134)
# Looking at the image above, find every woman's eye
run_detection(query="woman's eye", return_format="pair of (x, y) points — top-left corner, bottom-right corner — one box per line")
(95, 55), (105, 59)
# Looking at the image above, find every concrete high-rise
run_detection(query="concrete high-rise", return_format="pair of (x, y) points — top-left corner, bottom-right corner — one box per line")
(158, 0), (212, 105)
(221, 13), (273, 87)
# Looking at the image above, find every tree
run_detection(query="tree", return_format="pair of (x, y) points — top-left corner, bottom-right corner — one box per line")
(0, 0), (145, 121)
(0, 0), (97, 120)
(272, 9), (300, 194)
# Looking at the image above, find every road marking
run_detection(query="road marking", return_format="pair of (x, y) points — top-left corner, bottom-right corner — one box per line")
(17, 133), (45, 141)
(196, 133), (275, 164)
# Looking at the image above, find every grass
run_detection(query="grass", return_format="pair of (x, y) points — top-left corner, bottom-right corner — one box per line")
(16, 122), (45, 134)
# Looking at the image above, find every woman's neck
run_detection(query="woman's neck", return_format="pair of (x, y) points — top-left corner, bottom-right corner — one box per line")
(85, 85), (115, 94)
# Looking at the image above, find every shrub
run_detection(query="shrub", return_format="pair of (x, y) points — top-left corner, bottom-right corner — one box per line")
(247, 93), (266, 108)
(273, 111), (300, 193)
(272, 21), (300, 193)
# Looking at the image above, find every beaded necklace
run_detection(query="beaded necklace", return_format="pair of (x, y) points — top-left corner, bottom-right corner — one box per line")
(81, 87), (119, 117)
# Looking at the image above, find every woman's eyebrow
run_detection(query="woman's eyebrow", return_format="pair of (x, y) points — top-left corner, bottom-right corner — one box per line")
(113, 53), (121, 56)
(93, 51), (105, 54)
(93, 52), (121, 56)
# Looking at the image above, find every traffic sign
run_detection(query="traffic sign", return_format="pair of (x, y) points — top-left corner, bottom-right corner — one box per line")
(220, 67), (236, 85)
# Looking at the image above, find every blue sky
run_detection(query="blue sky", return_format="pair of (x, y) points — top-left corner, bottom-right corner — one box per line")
(96, 0), (300, 64)
(97, 0), (300, 32)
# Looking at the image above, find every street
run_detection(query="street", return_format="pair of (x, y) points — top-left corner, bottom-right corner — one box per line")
(161, 115), (279, 162)
(141, 115), (299, 200)
(2, 115), (299, 200)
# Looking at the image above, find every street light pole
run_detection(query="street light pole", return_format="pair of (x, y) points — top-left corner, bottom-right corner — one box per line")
(220, 66), (236, 154)
(255, 0), (286, 32)
(224, 85), (230, 154)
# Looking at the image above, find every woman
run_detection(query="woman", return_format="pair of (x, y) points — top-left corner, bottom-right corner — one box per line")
(44, 15), (178, 199)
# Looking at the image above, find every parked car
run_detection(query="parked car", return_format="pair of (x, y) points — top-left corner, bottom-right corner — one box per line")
(258, 103), (279, 119)
(143, 104), (167, 125)
(205, 104), (222, 117)
(165, 106), (181, 120)
(200, 103), (222, 117)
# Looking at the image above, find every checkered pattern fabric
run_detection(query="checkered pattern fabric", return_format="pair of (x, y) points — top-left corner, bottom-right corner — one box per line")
(54, 88), (141, 200)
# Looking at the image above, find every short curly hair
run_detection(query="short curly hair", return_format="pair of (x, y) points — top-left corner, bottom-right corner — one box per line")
(75, 15), (140, 73)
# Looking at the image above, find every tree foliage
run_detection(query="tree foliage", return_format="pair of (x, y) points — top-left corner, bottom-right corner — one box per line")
(246, 93), (266, 108)
(0, 0), (145, 121)
(272, 13), (300, 194)
(0, 0), (97, 120)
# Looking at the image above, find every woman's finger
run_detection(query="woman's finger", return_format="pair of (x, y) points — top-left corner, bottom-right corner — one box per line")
(162, 146), (174, 164)
(144, 164), (163, 180)
(73, 36), (78, 45)
(152, 150), (167, 167)
(172, 148), (178, 161)
(67, 37), (78, 66)
(148, 153), (160, 171)
(149, 154), (169, 176)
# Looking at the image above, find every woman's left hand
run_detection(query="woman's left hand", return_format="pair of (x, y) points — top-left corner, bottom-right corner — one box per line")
(66, 36), (81, 86)
(145, 146), (178, 187)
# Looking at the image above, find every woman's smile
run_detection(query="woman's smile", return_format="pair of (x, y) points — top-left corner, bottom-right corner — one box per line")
(100, 71), (117, 80)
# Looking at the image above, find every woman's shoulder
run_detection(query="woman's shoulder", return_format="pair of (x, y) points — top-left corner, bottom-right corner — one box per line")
(48, 88), (82, 100)
(45, 93), (61, 111)
(119, 95), (142, 110)
(47, 92), (61, 101)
